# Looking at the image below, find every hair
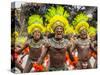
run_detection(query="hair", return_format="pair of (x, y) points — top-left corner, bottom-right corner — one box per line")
(54, 25), (64, 32)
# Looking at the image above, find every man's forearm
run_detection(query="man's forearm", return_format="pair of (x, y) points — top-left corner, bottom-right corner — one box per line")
(37, 46), (48, 64)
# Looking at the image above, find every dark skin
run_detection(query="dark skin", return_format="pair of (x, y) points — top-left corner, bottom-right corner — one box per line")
(89, 34), (97, 68)
(23, 29), (44, 73)
(71, 29), (96, 69)
(37, 24), (73, 71)
(90, 35), (97, 54)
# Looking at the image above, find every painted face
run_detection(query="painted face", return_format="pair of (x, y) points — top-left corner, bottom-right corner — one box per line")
(54, 25), (64, 39)
(90, 35), (96, 41)
(33, 28), (41, 40)
(80, 29), (87, 39)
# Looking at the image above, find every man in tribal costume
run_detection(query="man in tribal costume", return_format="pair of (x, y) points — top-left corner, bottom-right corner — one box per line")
(88, 26), (97, 68)
(37, 6), (74, 71)
(22, 15), (45, 73)
(69, 13), (97, 69)
(71, 21), (97, 69)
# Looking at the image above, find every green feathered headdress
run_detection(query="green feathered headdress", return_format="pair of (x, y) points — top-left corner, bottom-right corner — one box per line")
(65, 26), (75, 35)
(88, 26), (96, 37)
(28, 15), (43, 26)
(45, 6), (69, 21)
(27, 15), (45, 34)
(72, 13), (89, 26)
(45, 6), (69, 33)
(72, 13), (90, 33)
